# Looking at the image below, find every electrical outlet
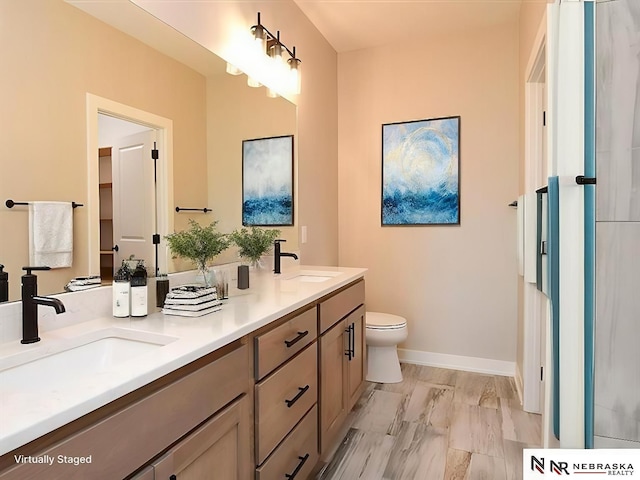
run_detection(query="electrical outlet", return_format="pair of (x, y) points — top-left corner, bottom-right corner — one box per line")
(301, 226), (307, 244)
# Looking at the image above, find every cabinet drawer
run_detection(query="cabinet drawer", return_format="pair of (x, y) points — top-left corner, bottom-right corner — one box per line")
(255, 343), (317, 464)
(319, 280), (365, 333)
(255, 307), (317, 380)
(256, 405), (318, 480)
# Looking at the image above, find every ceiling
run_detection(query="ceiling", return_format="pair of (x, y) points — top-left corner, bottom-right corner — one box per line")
(293, 0), (535, 53)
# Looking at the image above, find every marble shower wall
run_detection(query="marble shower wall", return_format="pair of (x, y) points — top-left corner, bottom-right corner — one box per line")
(594, 0), (640, 446)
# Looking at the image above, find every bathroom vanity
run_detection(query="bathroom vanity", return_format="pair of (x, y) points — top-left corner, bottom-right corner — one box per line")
(0, 266), (366, 479)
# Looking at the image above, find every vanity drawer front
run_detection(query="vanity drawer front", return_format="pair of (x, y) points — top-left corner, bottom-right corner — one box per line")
(255, 343), (317, 464)
(256, 405), (318, 480)
(319, 280), (365, 333)
(255, 307), (317, 380)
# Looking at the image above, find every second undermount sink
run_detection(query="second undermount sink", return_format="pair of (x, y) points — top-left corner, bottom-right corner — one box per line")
(283, 270), (343, 283)
(0, 328), (178, 392)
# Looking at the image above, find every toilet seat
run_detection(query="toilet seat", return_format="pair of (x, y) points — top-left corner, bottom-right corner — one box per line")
(366, 312), (407, 330)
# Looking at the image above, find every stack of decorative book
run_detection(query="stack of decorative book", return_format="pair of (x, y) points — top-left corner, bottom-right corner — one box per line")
(161, 284), (222, 317)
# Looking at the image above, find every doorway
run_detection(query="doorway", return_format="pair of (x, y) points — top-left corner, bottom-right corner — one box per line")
(523, 22), (547, 418)
(86, 94), (174, 280)
(97, 115), (156, 280)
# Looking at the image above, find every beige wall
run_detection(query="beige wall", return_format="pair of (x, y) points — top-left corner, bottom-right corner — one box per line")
(338, 23), (520, 362)
(517, 3), (547, 383)
(0, 0), (207, 300)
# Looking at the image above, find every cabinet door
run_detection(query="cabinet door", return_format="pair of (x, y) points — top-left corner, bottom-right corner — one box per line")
(153, 395), (251, 480)
(319, 319), (348, 455)
(347, 305), (366, 411)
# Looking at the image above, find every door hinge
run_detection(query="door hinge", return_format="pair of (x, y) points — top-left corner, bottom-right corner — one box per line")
(543, 111), (546, 126)
(540, 366), (544, 381)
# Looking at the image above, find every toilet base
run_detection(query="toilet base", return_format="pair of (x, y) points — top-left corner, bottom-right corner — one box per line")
(366, 345), (403, 383)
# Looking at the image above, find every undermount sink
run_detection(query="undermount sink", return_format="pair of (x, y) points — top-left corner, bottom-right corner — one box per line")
(283, 270), (343, 283)
(0, 328), (178, 392)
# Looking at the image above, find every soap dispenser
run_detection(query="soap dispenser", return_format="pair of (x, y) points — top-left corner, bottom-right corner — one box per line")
(0, 265), (8, 302)
(112, 261), (131, 318)
(130, 260), (148, 317)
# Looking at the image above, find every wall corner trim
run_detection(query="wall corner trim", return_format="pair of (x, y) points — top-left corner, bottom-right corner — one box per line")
(398, 348), (516, 377)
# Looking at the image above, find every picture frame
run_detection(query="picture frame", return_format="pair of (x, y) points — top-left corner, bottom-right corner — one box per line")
(381, 116), (460, 226)
(242, 135), (294, 226)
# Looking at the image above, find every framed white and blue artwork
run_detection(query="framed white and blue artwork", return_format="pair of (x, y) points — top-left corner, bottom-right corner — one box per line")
(242, 135), (294, 226)
(382, 116), (460, 226)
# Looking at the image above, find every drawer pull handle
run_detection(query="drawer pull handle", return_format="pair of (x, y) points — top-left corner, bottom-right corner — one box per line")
(285, 453), (310, 479)
(285, 385), (310, 408)
(345, 324), (354, 361)
(284, 330), (309, 348)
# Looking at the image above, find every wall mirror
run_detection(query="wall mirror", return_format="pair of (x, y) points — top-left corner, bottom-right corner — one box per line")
(0, 0), (297, 302)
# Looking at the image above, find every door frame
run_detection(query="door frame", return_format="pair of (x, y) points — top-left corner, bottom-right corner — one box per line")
(523, 17), (547, 415)
(86, 93), (174, 277)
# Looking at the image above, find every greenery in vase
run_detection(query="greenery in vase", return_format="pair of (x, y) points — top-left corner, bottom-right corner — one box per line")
(229, 227), (281, 266)
(165, 219), (230, 284)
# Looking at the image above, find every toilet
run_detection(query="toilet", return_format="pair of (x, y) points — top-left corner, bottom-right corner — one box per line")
(365, 312), (408, 383)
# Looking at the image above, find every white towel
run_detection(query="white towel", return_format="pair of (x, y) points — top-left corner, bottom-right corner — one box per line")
(29, 202), (73, 268)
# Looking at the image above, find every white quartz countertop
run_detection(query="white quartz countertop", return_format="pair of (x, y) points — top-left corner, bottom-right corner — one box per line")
(0, 265), (366, 456)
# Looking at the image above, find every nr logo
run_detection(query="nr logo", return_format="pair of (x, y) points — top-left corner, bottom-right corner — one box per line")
(531, 456), (570, 475)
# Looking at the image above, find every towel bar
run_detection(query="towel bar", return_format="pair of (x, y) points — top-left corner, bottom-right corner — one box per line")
(175, 207), (211, 213)
(5, 199), (83, 209)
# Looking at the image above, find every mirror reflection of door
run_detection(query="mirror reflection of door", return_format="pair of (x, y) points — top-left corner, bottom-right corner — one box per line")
(98, 114), (156, 281)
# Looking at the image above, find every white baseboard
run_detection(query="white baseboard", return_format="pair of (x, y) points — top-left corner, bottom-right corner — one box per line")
(398, 348), (516, 377)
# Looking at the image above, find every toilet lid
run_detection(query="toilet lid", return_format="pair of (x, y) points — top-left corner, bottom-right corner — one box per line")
(366, 312), (407, 329)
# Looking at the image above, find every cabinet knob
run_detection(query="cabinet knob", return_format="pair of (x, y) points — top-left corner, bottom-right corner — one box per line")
(169, 475), (177, 480)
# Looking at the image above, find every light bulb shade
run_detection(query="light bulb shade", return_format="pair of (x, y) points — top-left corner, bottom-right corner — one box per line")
(247, 76), (261, 88)
(251, 25), (267, 54)
(288, 57), (301, 94)
(226, 63), (242, 75)
(266, 88), (279, 98)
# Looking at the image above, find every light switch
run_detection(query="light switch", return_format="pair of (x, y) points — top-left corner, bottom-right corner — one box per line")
(301, 226), (307, 244)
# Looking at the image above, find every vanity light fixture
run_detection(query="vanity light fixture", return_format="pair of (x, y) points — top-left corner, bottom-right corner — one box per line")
(241, 12), (301, 96)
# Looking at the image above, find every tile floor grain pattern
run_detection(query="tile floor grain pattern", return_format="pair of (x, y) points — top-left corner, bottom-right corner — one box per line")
(319, 364), (541, 480)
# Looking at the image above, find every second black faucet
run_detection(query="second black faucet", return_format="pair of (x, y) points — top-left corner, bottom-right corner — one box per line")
(273, 239), (298, 274)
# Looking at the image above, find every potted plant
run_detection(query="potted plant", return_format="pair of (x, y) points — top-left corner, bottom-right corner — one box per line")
(165, 219), (230, 285)
(229, 227), (281, 269)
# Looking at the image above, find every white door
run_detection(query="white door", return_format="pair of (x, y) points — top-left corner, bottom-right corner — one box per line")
(111, 130), (156, 272)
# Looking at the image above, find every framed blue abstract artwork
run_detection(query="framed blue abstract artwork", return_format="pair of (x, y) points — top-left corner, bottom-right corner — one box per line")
(242, 135), (294, 226)
(382, 116), (460, 225)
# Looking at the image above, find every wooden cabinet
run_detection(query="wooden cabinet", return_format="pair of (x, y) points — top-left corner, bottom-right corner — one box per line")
(255, 344), (317, 463)
(0, 343), (251, 480)
(346, 306), (366, 411)
(318, 281), (366, 456)
(153, 395), (251, 480)
(256, 406), (318, 480)
(254, 306), (319, 478)
(0, 277), (366, 480)
(319, 318), (349, 454)
(254, 307), (317, 381)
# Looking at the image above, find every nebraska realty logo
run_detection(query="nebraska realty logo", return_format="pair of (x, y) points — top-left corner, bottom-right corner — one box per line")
(524, 449), (639, 479)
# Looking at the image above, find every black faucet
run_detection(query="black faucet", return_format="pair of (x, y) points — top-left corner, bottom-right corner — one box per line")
(273, 239), (298, 274)
(21, 266), (66, 344)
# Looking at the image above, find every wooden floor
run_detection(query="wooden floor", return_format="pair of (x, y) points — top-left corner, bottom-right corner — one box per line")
(318, 363), (541, 480)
